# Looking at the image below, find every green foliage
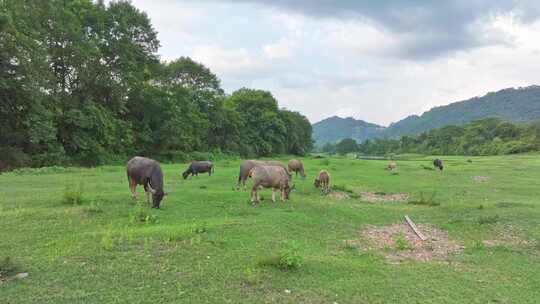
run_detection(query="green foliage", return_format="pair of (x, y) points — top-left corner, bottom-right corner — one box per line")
(0, 257), (19, 278)
(335, 138), (359, 155)
(62, 182), (84, 205)
(408, 191), (440, 207)
(0, 1), (312, 169)
(340, 118), (540, 156)
(477, 215), (500, 225)
(394, 233), (411, 250)
(100, 230), (116, 251)
(130, 203), (158, 224)
(313, 86), (540, 147)
(278, 240), (304, 270)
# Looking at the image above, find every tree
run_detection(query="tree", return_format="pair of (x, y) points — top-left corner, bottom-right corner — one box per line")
(335, 138), (358, 155)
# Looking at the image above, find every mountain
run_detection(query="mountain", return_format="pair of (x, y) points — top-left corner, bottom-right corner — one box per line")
(312, 85), (540, 146)
(312, 116), (384, 145)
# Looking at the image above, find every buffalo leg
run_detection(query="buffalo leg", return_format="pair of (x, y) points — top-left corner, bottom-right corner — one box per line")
(129, 179), (137, 200)
(251, 186), (257, 204)
(272, 189), (276, 203)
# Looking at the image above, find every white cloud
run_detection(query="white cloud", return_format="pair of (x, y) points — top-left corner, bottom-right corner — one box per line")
(263, 38), (293, 59)
(121, 1), (540, 125)
(190, 45), (267, 77)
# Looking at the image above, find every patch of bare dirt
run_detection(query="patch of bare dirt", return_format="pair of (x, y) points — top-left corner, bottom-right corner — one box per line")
(473, 176), (490, 183)
(328, 191), (350, 200)
(350, 223), (464, 262)
(360, 192), (409, 203)
(482, 224), (537, 248)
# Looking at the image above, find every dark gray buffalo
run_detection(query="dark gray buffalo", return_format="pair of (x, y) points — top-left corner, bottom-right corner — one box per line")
(182, 161), (214, 179)
(126, 156), (166, 208)
(249, 165), (294, 204)
(433, 159), (444, 171)
(236, 160), (290, 190)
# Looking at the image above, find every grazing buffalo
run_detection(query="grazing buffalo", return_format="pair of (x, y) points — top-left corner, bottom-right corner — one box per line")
(249, 165), (294, 204)
(387, 161), (397, 171)
(182, 161), (214, 179)
(126, 156), (166, 208)
(433, 159), (444, 171)
(314, 170), (330, 193)
(288, 159), (306, 178)
(236, 160), (290, 190)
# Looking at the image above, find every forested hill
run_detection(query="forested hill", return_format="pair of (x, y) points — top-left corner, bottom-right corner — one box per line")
(313, 85), (540, 146)
(312, 116), (384, 146)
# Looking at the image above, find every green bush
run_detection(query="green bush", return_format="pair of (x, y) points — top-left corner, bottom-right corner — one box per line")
(0, 257), (20, 278)
(278, 240), (304, 270)
(62, 182), (84, 205)
(0, 147), (30, 171)
(130, 203), (158, 224)
(477, 215), (500, 225)
(394, 233), (411, 250)
(408, 191), (439, 206)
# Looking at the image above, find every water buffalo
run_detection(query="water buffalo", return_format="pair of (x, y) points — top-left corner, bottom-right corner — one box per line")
(314, 170), (330, 193)
(182, 161), (214, 179)
(249, 165), (294, 204)
(236, 160), (290, 190)
(288, 159), (306, 178)
(433, 159), (444, 171)
(126, 156), (166, 208)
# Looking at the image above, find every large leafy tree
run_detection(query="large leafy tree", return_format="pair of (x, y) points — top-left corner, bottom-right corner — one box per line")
(0, 0), (314, 168)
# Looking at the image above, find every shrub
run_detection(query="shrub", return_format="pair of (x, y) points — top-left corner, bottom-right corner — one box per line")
(394, 233), (411, 250)
(9, 166), (78, 175)
(0, 257), (19, 278)
(408, 191), (440, 207)
(62, 182), (84, 205)
(130, 203), (158, 224)
(477, 215), (500, 225)
(100, 231), (115, 251)
(278, 240), (304, 270)
(0, 147), (30, 171)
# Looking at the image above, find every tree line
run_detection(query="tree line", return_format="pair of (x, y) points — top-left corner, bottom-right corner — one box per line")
(0, 0), (313, 169)
(322, 118), (540, 156)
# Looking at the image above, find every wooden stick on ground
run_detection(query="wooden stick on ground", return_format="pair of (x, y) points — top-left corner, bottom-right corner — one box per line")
(404, 215), (427, 241)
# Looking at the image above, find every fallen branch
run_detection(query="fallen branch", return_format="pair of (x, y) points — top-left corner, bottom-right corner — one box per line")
(404, 215), (427, 241)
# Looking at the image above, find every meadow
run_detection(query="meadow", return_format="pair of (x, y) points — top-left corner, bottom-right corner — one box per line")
(1, 155), (540, 303)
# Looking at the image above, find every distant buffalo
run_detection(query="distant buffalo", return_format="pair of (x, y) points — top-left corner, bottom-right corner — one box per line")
(236, 160), (290, 190)
(433, 159), (443, 171)
(314, 170), (330, 193)
(249, 165), (294, 204)
(288, 159), (306, 178)
(387, 161), (397, 171)
(182, 161), (214, 179)
(126, 156), (166, 208)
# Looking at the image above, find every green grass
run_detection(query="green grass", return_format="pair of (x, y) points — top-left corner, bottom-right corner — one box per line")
(1, 155), (540, 303)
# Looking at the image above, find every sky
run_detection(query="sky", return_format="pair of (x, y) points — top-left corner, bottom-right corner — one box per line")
(127, 0), (540, 126)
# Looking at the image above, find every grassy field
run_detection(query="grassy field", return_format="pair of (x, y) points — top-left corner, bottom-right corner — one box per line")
(1, 155), (540, 303)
